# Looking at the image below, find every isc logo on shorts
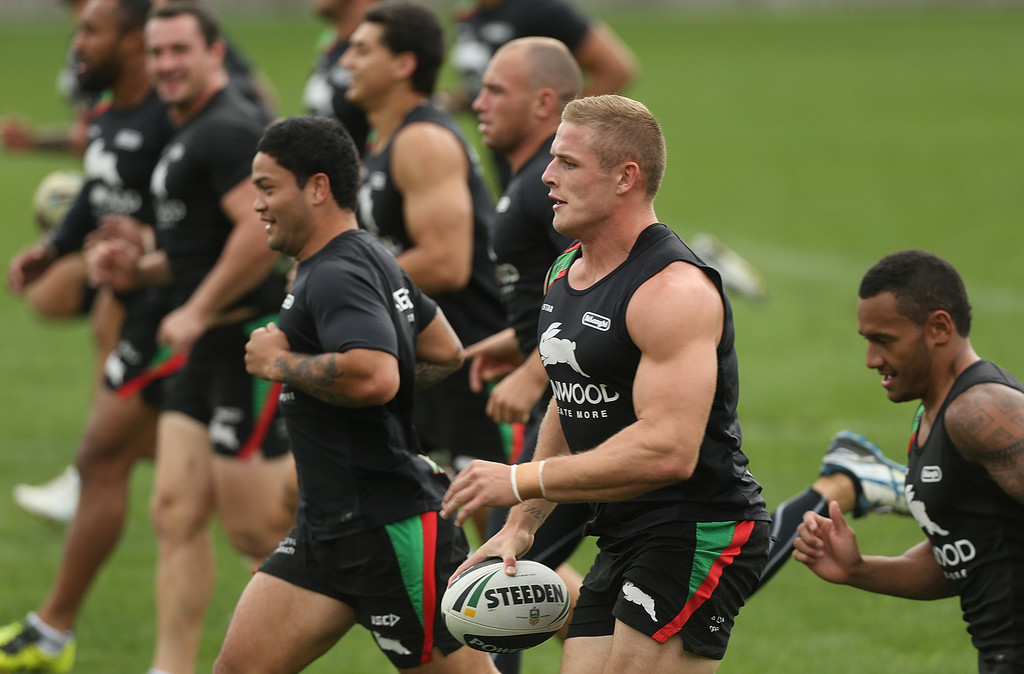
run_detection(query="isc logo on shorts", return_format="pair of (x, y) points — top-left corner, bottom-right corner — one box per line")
(370, 613), (401, 627)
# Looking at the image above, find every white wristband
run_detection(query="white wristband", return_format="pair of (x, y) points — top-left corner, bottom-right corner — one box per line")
(537, 460), (548, 500)
(510, 464), (523, 503)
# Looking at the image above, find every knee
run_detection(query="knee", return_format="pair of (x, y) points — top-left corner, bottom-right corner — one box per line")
(150, 488), (210, 543)
(221, 520), (281, 559)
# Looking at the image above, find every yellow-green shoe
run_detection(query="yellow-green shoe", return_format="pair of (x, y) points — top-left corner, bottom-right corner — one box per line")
(0, 619), (75, 673)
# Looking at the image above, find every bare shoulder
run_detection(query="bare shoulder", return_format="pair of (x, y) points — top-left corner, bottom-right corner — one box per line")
(945, 381), (1024, 464)
(627, 261), (723, 349)
(391, 121), (468, 189)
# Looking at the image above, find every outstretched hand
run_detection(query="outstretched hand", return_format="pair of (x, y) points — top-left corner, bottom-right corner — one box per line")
(792, 500), (863, 584)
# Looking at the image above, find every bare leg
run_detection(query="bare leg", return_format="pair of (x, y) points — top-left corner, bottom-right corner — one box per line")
(213, 452), (295, 561)
(150, 412), (216, 674)
(36, 388), (157, 630)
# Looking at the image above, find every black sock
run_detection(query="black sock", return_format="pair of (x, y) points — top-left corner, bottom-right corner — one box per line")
(755, 488), (829, 591)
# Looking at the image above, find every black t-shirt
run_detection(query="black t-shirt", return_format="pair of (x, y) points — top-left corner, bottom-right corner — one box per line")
(303, 30), (371, 153)
(451, 0), (590, 102)
(50, 89), (173, 257)
(907, 360), (1024, 664)
(540, 224), (768, 535)
(151, 86), (279, 313)
(491, 135), (572, 354)
(358, 102), (506, 345)
(278, 229), (448, 538)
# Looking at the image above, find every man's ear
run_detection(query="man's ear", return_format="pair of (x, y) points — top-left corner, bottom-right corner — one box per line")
(927, 309), (956, 346)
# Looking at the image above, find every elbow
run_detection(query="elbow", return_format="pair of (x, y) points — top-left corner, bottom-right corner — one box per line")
(656, 451), (698, 484)
(431, 265), (471, 293)
(355, 371), (401, 407)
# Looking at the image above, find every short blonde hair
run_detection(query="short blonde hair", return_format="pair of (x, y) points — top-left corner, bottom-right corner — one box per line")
(561, 95), (666, 199)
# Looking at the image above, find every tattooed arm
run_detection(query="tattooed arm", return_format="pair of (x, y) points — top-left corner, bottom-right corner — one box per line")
(414, 308), (465, 390)
(244, 322), (399, 407)
(946, 382), (1024, 506)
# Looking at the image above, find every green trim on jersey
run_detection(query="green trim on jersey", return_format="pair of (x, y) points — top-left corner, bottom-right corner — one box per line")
(545, 243), (580, 291)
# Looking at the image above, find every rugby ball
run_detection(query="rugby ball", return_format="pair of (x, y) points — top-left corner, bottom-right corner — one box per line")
(442, 558), (570, 654)
(32, 170), (84, 232)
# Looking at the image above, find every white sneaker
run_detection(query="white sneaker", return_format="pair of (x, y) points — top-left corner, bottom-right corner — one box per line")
(690, 232), (768, 303)
(820, 431), (909, 517)
(12, 466), (80, 524)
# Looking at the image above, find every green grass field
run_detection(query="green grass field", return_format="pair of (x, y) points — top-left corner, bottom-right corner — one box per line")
(2, 6), (1023, 672)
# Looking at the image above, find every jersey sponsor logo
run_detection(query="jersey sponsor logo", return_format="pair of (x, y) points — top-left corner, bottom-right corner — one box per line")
(581, 312), (610, 332)
(906, 484), (949, 536)
(113, 128), (143, 152)
(89, 183), (143, 217)
(539, 322), (588, 377)
(372, 632), (411, 656)
(541, 303), (553, 313)
(549, 381), (620, 408)
(622, 581), (657, 622)
(495, 262), (519, 296)
(393, 287), (414, 312)
(921, 465), (942, 483)
(282, 294), (294, 310)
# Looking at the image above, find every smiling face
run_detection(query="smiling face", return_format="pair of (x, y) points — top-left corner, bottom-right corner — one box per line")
(541, 121), (620, 240)
(858, 291), (933, 403)
(145, 13), (221, 117)
(252, 151), (317, 260)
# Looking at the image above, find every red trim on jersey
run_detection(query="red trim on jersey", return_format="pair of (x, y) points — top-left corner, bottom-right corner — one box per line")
(115, 351), (188, 400)
(652, 520), (755, 644)
(237, 381), (282, 461)
(420, 511), (439, 664)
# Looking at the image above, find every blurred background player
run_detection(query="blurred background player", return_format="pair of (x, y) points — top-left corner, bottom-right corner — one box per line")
(341, 0), (509, 538)
(447, 0), (636, 120)
(9, 0), (280, 525)
(1, 0), (276, 159)
(303, 0), (377, 154)
(216, 114), (498, 674)
(87, 5), (295, 673)
(0, 1), (175, 671)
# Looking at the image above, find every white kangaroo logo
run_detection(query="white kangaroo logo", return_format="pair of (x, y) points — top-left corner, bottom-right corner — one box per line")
(539, 323), (588, 378)
(905, 484), (949, 536)
(622, 581), (657, 622)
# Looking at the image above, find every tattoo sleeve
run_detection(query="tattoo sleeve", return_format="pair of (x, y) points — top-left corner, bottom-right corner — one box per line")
(947, 384), (1024, 506)
(274, 352), (359, 407)
(415, 359), (460, 390)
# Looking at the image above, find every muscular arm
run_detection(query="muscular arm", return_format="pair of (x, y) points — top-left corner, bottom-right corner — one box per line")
(158, 178), (279, 353)
(945, 382), (1024, 506)
(574, 22), (638, 98)
(415, 308), (465, 390)
(794, 501), (955, 600)
(245, 322), (399, 408)
(390, 123), (474, 295)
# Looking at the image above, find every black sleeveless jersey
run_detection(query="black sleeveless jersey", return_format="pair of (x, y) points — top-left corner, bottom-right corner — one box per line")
(151, 87), (280, 313)
(907, 360), (1024, 663)
(50, 89), (173, 257)
(278, 230), (448, 538)
(492, 135), (572, 355)
(303, 31), (371, 153)
(540, 224), (767, 536)
(358, 103), (505, 345)
(451, 0), (590, 103)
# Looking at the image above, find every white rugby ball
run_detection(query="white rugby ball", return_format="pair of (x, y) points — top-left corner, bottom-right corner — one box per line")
(442, 558), (570, 654)
(32, 169), (85, 232)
